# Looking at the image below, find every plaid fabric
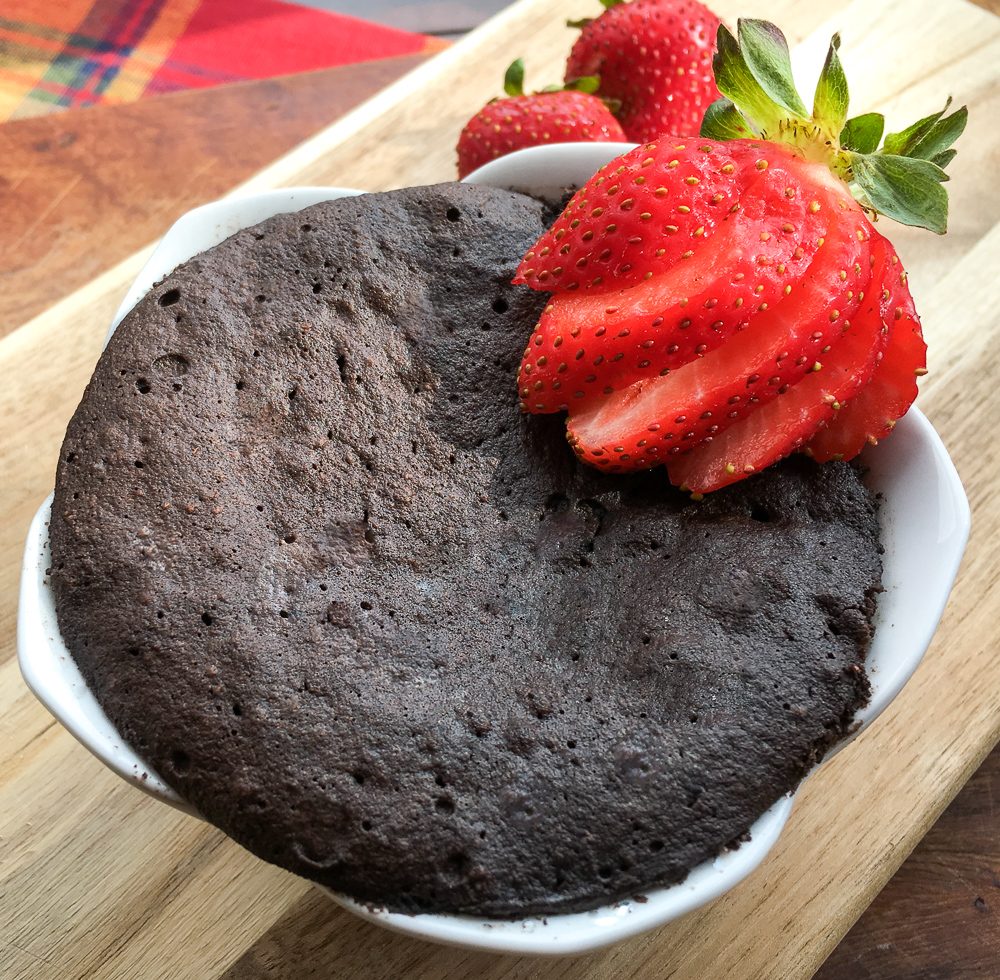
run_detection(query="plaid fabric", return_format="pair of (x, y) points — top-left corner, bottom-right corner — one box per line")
(0, 0), (446, 121)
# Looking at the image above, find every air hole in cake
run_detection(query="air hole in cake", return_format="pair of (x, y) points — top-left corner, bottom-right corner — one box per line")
(598, 865), (613, 879)
(172, 383), (182, 392)
(337, 355), (348, 384)
(159, 289), (181, 307)
(136, 378), (151, 394)
(313, 283), (322, 293)
(446, 207), (461, 222)
(642, 636), (651, 645)
(288, 388), (297, 400)
(360, 601), (372, 610)
(134, 460), (144, 469)
(128, 647), (140, 657)
(171, 749), (190, 774)
(649, 840), (664, 852)
(301, 224), (313, 232)
(319, 583), (327, 591)
(362, 820), (373, 831)
(453, 248), (461, 257)
(232, 703), (242, 716)
(750, 505), (771, 523)
(492, 298), (510, 314)
(436, 797), (455, 813)
(153, 353), (189, 376)
(202, 612), (213, 626)
(364, 529), (376, 544)
(236, 381), (245, 390)
(435, 775), (446, 787)
(255, 295), (266, 303)
(353, 772), (365, 785)
(447, 852), (469, 873)
(279, 610), (289, 619)
(284, 534), (296, 544)
(256, 504), (264, 512)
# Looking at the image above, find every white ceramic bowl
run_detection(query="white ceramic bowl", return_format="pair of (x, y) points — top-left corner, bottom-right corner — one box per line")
(18, 146), (970, 954)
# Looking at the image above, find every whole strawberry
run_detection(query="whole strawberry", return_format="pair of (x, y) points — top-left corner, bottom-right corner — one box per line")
(457, 60), (626, 179)
(518, 20), (966, 492)
(565, 0), (722, 142)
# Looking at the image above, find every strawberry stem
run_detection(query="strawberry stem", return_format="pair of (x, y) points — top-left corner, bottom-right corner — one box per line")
(701, 19), (967, 233)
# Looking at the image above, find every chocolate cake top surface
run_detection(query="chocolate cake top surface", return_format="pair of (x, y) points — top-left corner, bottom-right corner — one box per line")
(50, 181), (881, 917)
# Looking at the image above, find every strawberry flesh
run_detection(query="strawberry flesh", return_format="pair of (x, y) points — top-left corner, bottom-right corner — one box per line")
(564, 214), (873, 472)
(806, 234), (926, 462)
(666, 237), (894, 491)
(519, 146), (856, 410)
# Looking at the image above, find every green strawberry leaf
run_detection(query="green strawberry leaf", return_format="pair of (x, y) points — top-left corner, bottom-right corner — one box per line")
(930, 148), (958, 169)
(882, 102), (948, 157)
(566, 17), (592, 28)
(599, 0), (625, 7)
(850, 152), (950, 234)
(907, 104), (968, 163)
(738, 19), (809, 119)
(700, 98), (755, 141)
(712, 24), (784, 136)
(840, 113), (884, 154)
(566, 75), (601, 95)
(812, 33), (849, 134)
(504, 59), (525, 97)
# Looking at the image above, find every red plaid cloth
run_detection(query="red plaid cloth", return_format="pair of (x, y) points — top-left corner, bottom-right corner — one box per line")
(0, 0), (447, 120)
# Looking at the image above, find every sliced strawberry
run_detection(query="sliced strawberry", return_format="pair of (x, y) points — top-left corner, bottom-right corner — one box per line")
(563, 219), (874, 469)
(518, 150), (861, 411)
(515, 140), (761, 291)
(665, 246), (892, 492)
(806, 235), (926, 462)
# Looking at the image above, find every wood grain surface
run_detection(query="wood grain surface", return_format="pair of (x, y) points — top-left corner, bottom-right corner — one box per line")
(0, 54), (431, 339)
(2, 0), (1000, 978)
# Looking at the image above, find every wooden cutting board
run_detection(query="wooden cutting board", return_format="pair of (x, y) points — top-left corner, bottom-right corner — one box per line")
(2, 0), (1000, 977)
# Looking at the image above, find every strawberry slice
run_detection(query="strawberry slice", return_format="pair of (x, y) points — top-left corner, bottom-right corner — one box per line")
(518, 143), (864, 413)
(516, 140), (762, 292)
(806, 235), (926, 462)
(665, 241), (894, 492)
(563, 214), (873, 471)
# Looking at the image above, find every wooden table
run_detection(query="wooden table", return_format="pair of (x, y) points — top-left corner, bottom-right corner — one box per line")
(2, 1), (1000, 977)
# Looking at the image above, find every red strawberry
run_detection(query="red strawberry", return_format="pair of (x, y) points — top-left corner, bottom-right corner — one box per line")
(561, 196), (874, 470)
(457, 60), (626, 180)
(517, 19), (965, 491)
(564, 0), (722, 142)
(517, 142), (853, 410)
(666, 236), (895, 491)
(806, 238), (926, 462)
